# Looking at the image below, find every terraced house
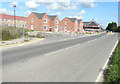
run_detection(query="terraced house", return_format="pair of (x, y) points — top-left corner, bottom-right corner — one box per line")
(61, 17), (80, 33)
(0, 14), (27, 28)
(26, 12), (60, 32)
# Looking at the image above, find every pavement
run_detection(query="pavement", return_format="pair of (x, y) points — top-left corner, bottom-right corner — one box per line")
(2, 32), (119, 82)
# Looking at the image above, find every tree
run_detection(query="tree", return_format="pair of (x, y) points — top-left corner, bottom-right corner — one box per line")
(115, 26), (120, 32)
(106, 22), (117, 31)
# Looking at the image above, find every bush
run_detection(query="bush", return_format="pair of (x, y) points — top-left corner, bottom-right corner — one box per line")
(1, 25), (28, 41)
(36, 33), (45, 38)
(2, 30), (12, 41)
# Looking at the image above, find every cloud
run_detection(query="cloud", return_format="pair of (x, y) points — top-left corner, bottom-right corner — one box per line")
(68, 10), (86, 19)
(23, 10), (31, 16)
(46, 10), (50, 13)
(56, 12), (62, 16)
(78, 10), (86, 15)
(25, 1), (39, 10)
(77, 0), (97, 8)
(25, 0), (77, 10)
(25, 0), (97, 10)
(68, 16), (83, 19)
(0, 8), (14, 15)
(10, 1), (18, 8)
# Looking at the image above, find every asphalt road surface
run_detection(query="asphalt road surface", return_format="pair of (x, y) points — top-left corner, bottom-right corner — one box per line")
(2, 33), (118, 82)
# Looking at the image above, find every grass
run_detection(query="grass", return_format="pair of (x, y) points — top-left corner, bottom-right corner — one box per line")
(104, 40), (120, 83)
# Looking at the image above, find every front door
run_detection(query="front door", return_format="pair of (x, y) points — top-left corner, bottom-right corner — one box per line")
(31, 25), (34, 30)
(55, 26), (58, 32)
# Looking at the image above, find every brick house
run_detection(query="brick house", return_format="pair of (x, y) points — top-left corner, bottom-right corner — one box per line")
(26, 12), (51, 31)
(61, 17), (78, 33)
(0, 14), (27, 28)
(26, 12), (60, 32)
(47, 15), (60, 32)
(78, 19), (84, 32)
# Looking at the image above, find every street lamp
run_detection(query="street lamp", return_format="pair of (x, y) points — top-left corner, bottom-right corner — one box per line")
(13, 5), (16, 28)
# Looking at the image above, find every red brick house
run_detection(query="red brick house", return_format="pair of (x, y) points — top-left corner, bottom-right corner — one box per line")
(26, 12), (51, 31)
(61, 17), (78, 33)
(47, 15), (60, 32)
(78, 19), (84, 32)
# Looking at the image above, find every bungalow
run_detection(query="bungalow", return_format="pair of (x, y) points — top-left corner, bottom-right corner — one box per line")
(83, 20), (102, 32)
(61, 17), (78, 33)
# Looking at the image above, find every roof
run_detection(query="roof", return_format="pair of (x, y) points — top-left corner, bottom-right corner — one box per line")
(78, 19), (82, 23)
(67, 17), (77, 22)
(83, 20), (100, 26)
(33, 12), (46, 19)
(48, 15), (57, 21)
(0, 14), (27, 20)
(83, 22), (90, 25)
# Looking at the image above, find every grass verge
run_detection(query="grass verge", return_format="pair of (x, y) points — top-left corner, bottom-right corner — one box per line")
(104, 40), (120, 83)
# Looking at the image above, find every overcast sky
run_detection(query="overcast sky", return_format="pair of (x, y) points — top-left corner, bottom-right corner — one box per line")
(0, 0), (118, 28)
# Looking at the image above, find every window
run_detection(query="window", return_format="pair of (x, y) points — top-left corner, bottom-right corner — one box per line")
(56, 20), (58, 24)
(64, 27), (67, 29)
(31, 25), (34, 30)
(31, 18), (33, 22)
(65, 22), (67, 25)
(55, 26), (58, 29)
(6, 19), (8, 21)
(18, 20), (19, 22)
(44, 19), (47, 23)
(23, 25), (24, 27)
(19, 24), (21, 27)
(11, 19), (13, 21)
(2, 19), (4, 21)
(44, 25), (47, 30)
(76, 22), (77, 25)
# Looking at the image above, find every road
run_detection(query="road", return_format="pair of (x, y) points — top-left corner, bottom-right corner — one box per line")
(2, 33), (118, 82)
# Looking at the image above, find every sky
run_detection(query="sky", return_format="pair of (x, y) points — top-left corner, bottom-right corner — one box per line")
(0, 0), (119, 29)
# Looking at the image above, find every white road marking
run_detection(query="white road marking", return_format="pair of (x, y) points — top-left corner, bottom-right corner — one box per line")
(95, 39), (119, 82)
(45, 35), (104, 57)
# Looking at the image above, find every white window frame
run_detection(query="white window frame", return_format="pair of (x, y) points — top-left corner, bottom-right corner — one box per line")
(44, 25), (47, 30)
(31, 18), (33, 22)
(56, 20), (58, 24)
(44, 19), (47, 23)
(31, 25), (34, 30)
(65, 22), (67, 25)
(76, 22), (77, 25)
